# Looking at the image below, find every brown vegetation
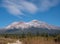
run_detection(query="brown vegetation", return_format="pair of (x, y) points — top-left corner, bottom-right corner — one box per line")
(21, 36), (60, 44)
(0, 37), (17, 44)
(0, 34), (60, 44)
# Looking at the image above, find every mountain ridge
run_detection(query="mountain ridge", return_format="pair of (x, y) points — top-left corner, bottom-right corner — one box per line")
(5, 20), (60, 30)
(0, 20), (60, 34)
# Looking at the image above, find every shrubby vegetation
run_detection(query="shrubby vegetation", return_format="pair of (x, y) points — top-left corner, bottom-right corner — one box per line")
(0, 32), (60, 42)
(0, 32), (60, 44)
(0, 32), (60, 38)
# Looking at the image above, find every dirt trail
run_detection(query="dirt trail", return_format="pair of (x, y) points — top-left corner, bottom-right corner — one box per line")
(7, 40), (22, 44)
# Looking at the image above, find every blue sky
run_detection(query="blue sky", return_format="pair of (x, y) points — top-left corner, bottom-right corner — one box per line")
(0, 0), (60, 28)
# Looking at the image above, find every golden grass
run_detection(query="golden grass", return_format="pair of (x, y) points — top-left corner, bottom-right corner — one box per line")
(0, 37), (17, 44)
(0, 36), (60, 44)
(21, 36), (60, 44)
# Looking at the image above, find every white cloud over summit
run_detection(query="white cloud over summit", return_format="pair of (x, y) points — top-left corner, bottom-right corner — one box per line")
(2, 0), (60, 16)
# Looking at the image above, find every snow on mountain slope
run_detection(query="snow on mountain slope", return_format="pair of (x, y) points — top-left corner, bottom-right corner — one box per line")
(6, 22), (31, 29)
(5, 20), (60, 30)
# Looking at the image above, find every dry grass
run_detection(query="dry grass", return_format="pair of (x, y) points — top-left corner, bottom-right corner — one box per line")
(0, 37), (60, 44)
(21, 36), (60, 44)
(0, 37), (17, 44)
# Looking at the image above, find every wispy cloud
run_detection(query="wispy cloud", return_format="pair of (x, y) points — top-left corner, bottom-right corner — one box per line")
(2, 0), (38, 15)
(1, 0), (60, 17)
(39, 0), (60, 12)
(20, 1), (38, 13)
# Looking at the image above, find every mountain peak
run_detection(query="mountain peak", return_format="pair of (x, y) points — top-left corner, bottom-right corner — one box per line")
(31, 20), (46, 24)
(32, 19), (39, 22)
(5, 20), (60, 30)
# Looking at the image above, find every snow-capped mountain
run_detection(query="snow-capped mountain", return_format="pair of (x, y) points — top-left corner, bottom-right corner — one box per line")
(5, 20), (60, 30)
(6, 22), (31, 29)
(0, 20), (60, 34)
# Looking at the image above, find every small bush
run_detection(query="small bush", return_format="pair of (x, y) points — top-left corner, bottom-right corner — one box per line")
(54, 35), (60, 42)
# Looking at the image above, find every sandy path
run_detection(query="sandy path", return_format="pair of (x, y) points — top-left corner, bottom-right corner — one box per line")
(7, 40), (22, 44)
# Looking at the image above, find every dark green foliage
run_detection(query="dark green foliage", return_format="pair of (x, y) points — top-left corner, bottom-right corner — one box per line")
(54, 35), (60, 42)
(21, 32), (26, 38)
(36, 31), (40, 36)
